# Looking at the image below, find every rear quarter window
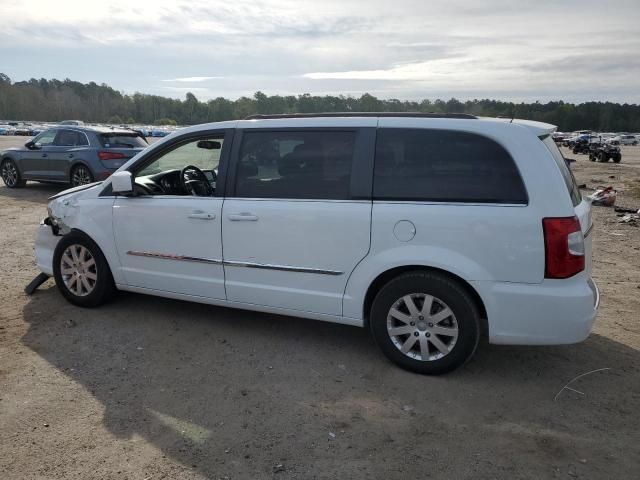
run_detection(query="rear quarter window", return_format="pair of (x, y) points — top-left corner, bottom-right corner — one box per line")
(373, 128), (527, 204)
(541, 136), (582, 207)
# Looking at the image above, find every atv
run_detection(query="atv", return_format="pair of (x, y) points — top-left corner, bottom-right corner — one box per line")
(589, 144), (621, 163)
(572, 138), (593, 154)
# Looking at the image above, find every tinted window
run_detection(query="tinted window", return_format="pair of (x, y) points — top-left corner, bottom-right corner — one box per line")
(542, 136), (581, 206)
(55, 129), (89, 147)
(100, 134), (147, 148)
(373, 128), (527, 204)
(235, 130), (355, 199)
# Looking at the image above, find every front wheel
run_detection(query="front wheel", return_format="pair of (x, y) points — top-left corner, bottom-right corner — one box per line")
(612, 154), (621, 163)
(70, 164), (94, 187)
(370, 271), (481, 375)
(1, 159), (26, 188)
(53, 231), (115, 307)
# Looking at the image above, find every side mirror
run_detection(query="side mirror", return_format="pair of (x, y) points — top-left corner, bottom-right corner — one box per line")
(111, 171), (134, 195)
(25, 141), (38, 150)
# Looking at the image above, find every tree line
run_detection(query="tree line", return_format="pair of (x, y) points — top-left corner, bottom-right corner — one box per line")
(1, 73), (638, 132)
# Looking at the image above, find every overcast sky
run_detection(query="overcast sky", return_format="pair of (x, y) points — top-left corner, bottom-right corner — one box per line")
(1, 0), (639, 103)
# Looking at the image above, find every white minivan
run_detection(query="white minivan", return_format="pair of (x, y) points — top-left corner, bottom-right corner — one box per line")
(33, 113), (599, 374)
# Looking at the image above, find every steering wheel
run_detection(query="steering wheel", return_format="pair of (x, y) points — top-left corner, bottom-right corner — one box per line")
(180, 165), (214, 196)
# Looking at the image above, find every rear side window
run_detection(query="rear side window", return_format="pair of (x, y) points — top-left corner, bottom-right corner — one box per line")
(234, 130), (356, 200)
(100, 134), (147, 148)
(54, 129), (89, 147)
(542, 136), (582, 207)
(374, 128), (527, 204)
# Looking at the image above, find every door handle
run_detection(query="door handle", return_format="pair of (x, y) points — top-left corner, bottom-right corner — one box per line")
(228, 213), (259, 221)
(41, 153), (48, 158)
(68, 154), (74, 159)
(188, 211), (216, 220)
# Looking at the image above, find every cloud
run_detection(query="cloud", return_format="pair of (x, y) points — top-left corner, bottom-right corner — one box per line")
(1, 0), (639, 103)
(161, 77), (222, 82)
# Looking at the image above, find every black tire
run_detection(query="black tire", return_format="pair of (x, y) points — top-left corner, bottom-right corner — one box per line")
(70, 164), (94, 187)
(572, 148), (579, 154)
(1, 158), (27, 188)
(53, 231), (115, 308)
(612, 154), (621, 163)
(589, 154), (596, 162)
(370, 271), (481, 375)
(599, 151), (608, 163)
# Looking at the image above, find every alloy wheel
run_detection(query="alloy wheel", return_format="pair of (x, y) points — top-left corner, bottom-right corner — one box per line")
(72, 166), (92, 186)
(1, 161), (18, 187)
(386, 293), (459, 361)
(60, 244), (97, 297)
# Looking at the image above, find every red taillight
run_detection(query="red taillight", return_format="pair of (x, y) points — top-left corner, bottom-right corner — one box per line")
(542, 216), (585, 279)
(98, 151), (126, 161)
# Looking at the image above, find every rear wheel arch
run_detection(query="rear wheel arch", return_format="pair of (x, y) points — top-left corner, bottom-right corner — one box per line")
(69, 161), (94, 185)
(362, 265), (488, 338)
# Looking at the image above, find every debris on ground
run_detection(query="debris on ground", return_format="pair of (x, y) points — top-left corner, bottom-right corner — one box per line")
(614, 206), (640, 214)
(273, 464), (285, 473)
(64, 319), (76, 328)
(588, 186), (617, 206)
(618, 214), (639, 226)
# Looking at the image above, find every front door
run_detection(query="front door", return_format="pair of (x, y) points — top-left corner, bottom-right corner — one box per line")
(20, 130), (57, 179)
(222, 127), (374, 316)
(112, 130), (231, 299)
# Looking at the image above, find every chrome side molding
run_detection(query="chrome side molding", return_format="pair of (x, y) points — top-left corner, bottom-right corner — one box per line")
(224, 260), (343, 276)
(127, 251), (222, 265)
(126, 251), (343, 275)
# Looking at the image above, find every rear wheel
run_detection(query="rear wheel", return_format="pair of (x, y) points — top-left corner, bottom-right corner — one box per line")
(53, 231), (115, 307)
(70, 164), (93, 187)
(1, 159), (26, 188)
(370, 271), (481, 375)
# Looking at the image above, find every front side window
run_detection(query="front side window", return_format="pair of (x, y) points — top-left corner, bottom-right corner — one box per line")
(373, 128), (527, 204)
(134, 136), (224, 196)
(235, 130), (355, 199)
(33, 130), (57, 147)
(55, 129), (89, 147)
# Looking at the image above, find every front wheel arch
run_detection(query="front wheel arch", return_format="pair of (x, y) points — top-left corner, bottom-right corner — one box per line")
(362, 265), (488, 339)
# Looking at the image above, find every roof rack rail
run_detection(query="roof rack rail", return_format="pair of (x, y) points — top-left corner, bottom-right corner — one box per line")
(244, 112), (478, 120)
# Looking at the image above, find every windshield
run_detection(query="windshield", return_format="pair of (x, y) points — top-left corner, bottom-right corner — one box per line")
(100, 134), (147, 148)
(542, 135), (582, 207)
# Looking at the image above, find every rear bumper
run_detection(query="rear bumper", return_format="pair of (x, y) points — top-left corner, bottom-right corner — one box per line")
(35, 222), (60, 276)
(472, 276), (599, 345)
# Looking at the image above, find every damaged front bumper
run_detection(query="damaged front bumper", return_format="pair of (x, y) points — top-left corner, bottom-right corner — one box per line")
(35, 219), (61, 276)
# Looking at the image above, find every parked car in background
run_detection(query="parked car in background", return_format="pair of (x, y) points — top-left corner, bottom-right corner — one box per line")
(151, 128), (171, 137)
(0, 124), (16, 135)
(1, 126), (148, 188)
(59, 120), (85, 126)
(33, 113), (598, 375)
(14, 124), (33, 136)
(607, 135), (638, 146)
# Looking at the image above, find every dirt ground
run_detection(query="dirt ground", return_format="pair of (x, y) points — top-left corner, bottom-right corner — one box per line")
(0, 135), (639, 480)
